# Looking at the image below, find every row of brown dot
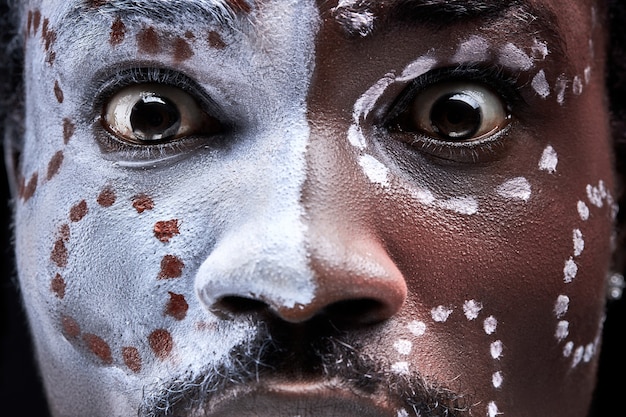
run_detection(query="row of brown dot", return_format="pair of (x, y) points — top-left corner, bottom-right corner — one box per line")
(108, 16), (229, 61)
(62, 314), (173, 372)
(26, 9), (56, 65)
(48, 186), (191, 372)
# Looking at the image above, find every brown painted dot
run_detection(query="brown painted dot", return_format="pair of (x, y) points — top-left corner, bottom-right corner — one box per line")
(97, 186), (116, 207)
(184, 30), (195, 40)
(46, 50), (56, 66)
(22, 172), (38, 201)
(51, 238), (68, 268)
(158, 255), (184, 279)
(54, 80), (64, 103)
(110, 16), (126, 46)
(137, 26), (160, 54)
(148, 329), (173, 359)
(70, 200), (88, 222)
(83, 333), (113, 364)
(165, 292), (188, 321)
(33, 10), (41, 34)
(27, 11), (33, 36)
(50, 273), (66, 299)
(122, 347), (142, 373)
(59, 223), (70, 241)
(42, 18), (56, 51)
(173, 37), (193, 62)
(61, 315), (81, 338)
(63, 118), (75, 144)
(47, 150), (64, 180)
(154, 219), (180, 243)
(207, 31), (226, 49)
(227, 0), (252, 14)
(132, 194), (154, 213)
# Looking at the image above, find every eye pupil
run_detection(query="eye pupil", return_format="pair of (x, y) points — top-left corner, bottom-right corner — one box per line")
(130, 95), (181, 141)
(430, 93), (482, 140)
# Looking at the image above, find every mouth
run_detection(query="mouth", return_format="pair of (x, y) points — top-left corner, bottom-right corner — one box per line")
(180, 379), (398, 417)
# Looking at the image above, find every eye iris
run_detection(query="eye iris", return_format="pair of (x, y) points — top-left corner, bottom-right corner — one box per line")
(130, 94), (181, 141)
(430, 93), (481, 140)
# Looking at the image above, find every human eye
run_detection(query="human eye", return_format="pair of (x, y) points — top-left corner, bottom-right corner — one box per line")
(95, 68), (227, 165)
(385, 65), (523, 163)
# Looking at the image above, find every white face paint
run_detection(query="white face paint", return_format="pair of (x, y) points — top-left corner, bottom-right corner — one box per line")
(14, 1), (320, 415)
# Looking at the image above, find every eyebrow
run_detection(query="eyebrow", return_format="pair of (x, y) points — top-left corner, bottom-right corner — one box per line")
(384, 0), (524, 24)
(60, 0), (245, 32)
(334, 0), (550, 33)
(334, 0), (564, 56)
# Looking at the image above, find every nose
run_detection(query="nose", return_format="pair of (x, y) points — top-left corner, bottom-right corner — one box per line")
(195, 220), (407, 326)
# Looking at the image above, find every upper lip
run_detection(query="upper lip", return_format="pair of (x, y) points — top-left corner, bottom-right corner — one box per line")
(185, 378), (397, 417)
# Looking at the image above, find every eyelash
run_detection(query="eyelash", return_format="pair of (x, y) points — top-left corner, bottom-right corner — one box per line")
(92, 67), (226, 164)
(382, 64), (526, 163)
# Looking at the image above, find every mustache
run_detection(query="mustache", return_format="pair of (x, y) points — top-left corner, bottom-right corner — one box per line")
(139, 319), (473, 417)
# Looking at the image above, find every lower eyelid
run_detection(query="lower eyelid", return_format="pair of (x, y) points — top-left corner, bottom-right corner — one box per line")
(382, 123), (514, 164)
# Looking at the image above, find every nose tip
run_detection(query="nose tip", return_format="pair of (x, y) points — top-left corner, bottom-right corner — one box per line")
(202, 235), (407, 326)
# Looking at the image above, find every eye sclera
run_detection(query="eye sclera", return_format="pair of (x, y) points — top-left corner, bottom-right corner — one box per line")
(397, 80), (512, 143)
(101, 83), (223, 146)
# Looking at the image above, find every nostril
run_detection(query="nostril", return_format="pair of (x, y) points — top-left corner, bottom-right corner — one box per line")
(211, 296), (269, 318)
(322, 298), (389, 326)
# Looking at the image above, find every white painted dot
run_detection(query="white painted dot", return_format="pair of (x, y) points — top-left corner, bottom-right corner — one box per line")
(586, 183), (604, 207)
(498, 43), (533, 70)
(492, 371), (504, 388)
(583, 343), (595, 362)
(436, 196), (479, 215)
(431, 305), (453, 322)
(463, 299), (483, 320)
(487, 401), (500, 417)
(483, 316), (498, 335)
(584, 66), (592, 84)
(572, 345), (584, 367)
(452, 35), (490, 62)
(563, 341), (574, 357)
(555, 74), (568, 105)
(573, 229), (584, 257)
(411, 187), (436, 206)
(538, 145), (558, 173)
(407, 320), (426, 336)
(391, 361), (410, 375)
(532, 69), (550, 98)
(397, 55), (438, 82)
(353, 73), (395, 122)
(554, 295), (569, 319)
(490, 340), (503, 359)
(394, 339), (413, 355)
(397, 409), (409, 417)
(496, 177), (531, 201)
(563, 258), (578, 283)
(531, 38), (549, 60)
(572, 76), (583, 95)
(359, 154), (389, 187)
(348, 124), (366, 149)
(555, 320), (569, 341)
(577, 200), (590, 221)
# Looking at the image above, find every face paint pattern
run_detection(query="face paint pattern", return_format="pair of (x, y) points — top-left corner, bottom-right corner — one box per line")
(15, 2), (321, 415)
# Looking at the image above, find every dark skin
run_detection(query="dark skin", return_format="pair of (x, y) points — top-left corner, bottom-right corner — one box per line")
(1, 0), (625, 416)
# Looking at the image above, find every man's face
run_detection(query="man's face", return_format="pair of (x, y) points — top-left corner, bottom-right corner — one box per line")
(10, 0), (617, 416)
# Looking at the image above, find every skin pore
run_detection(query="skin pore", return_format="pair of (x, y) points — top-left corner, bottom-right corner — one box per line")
(1, 0), (624, 416)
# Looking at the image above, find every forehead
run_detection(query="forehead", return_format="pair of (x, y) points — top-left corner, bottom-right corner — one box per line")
(35, 0), (595, 45)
